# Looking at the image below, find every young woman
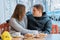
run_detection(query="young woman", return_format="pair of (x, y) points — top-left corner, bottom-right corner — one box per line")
(9, 4), (38, 34)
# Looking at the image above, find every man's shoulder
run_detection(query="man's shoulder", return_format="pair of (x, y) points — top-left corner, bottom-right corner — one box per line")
(26, 14), (32, 17)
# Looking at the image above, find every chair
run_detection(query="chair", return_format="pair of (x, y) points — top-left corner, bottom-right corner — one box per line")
(51, 24), (59, 34)
(0, 23), (10, 34)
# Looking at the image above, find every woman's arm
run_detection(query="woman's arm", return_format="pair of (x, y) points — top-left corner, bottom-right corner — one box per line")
(9, 18), (38, 34)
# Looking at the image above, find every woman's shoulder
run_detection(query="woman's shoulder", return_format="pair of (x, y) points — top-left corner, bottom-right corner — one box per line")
(9, 18), (19, 23)
(10, 18), (16, 21)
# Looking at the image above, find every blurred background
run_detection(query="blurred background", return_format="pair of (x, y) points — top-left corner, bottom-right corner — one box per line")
(0, 0), (60, 32)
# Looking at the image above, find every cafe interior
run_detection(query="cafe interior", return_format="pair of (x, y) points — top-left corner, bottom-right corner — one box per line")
(0, 0), (60, 40)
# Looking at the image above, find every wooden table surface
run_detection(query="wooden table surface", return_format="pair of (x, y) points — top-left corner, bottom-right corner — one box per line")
(12, 37), (23, 40)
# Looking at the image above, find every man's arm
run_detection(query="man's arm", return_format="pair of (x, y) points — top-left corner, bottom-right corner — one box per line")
(43, 20), (52, 34)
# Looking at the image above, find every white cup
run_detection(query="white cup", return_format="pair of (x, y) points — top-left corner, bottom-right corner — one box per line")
(11, 32), (21, 37)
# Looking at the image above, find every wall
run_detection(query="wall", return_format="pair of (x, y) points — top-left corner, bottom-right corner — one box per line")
(0, 0), (16, 24)
(0, 0), (60, 24)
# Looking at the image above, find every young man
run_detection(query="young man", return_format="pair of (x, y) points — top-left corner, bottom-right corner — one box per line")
(27, 4), (52, 34)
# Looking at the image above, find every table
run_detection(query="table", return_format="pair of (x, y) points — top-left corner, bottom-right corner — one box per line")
(0, 34), (60, 40)
(45, 34), (60, 40)
(12, 37), (23, 40)
(13, 34), (60, 40)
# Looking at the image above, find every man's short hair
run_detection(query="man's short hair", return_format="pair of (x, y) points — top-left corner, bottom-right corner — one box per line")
(33, 4), (43, 12)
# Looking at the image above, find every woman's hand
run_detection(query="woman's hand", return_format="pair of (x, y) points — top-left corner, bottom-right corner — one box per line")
(29, 30), (39, 35)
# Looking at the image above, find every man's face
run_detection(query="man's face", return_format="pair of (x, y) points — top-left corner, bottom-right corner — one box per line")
(33, 7), (40, 15)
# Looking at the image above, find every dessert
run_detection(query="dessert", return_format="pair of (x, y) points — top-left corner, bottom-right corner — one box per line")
(24, 33), (36, 40)
(24, 33), (34, 38)
(35, 33), (47, 38)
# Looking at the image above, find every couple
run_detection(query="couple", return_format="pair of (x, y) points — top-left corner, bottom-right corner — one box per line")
(9, 4), (52, 35)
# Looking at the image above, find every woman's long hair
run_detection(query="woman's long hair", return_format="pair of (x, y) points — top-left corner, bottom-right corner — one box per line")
(12, 4), (25, 21)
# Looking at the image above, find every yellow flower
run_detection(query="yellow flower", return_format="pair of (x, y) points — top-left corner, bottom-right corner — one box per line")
(1, 31), (12, 40)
